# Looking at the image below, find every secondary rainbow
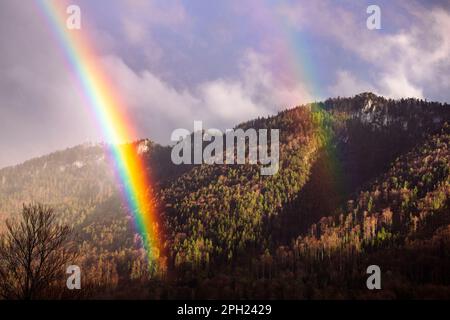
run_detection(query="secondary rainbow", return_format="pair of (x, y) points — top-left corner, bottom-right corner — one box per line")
(36, 0), (160, 264)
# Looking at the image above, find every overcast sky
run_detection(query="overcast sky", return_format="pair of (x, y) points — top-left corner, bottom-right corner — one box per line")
(0, 0), (449, 168)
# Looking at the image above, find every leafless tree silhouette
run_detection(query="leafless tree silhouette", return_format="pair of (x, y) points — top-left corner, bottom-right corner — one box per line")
(0, 203), (77, 299)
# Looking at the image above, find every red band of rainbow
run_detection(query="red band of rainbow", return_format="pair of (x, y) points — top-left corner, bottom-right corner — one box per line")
(36, 0), (160, 265)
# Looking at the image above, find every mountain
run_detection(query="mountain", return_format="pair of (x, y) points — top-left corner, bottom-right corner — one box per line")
(0, 93), (449, 299)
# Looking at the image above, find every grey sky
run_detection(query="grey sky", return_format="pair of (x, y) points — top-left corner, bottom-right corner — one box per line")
(0, 0), (449, 168)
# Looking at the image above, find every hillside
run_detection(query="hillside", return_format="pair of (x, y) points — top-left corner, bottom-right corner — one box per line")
(0, 93), (449, 298)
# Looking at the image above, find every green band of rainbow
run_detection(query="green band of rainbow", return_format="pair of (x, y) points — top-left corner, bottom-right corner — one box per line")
(36, 0), (160, 264)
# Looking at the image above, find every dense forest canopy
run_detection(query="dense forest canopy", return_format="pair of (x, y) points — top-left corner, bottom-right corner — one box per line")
(0, 93), (449, 299)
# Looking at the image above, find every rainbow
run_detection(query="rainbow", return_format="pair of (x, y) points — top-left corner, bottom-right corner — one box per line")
(36, 0), (161, 265)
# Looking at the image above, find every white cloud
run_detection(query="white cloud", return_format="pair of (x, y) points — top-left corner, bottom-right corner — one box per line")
(238, 50), (312, 109)
(101, 49), (312, 144)
(279, 1), (450, 100)
(329, 70), (377, 98)
(200, 80), (264, 121)
(379, 73), (423, 99)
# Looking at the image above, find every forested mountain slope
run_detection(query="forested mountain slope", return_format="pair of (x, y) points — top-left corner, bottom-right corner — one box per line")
(159, 93), (449, 270)
(0, 92), (449, 298)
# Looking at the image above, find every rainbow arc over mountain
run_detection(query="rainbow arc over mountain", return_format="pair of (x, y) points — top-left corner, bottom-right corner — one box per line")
(37, 0), (161, 266)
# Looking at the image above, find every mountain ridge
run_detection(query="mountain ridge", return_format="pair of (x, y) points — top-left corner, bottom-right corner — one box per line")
(1, 92), (449, 298)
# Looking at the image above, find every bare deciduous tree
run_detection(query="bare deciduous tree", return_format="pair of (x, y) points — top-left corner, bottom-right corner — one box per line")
(0, 203), (77, 299)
